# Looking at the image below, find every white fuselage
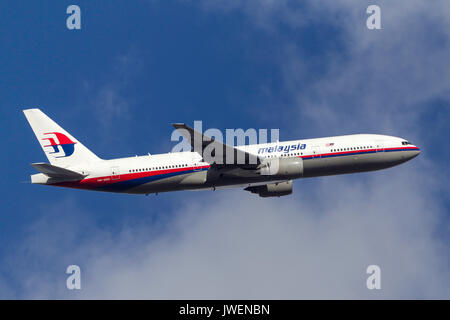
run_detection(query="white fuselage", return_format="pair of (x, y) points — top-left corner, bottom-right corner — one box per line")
(31, 133), (420, 195)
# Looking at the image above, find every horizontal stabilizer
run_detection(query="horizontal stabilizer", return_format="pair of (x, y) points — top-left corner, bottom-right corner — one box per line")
(31, 163), (86, 180)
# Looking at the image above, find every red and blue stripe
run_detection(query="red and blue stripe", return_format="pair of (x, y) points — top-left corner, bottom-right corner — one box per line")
(300, 146), (419, 160)
(54, 165), (210, 192)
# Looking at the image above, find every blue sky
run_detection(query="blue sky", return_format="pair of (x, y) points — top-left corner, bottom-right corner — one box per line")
(1, 0), (449, 298)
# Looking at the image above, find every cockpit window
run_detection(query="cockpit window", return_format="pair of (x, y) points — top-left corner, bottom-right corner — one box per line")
(402, 141), (412, 145)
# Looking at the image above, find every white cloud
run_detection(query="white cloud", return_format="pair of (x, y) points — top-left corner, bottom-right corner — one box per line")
(95, 86), (130, 127)
(191, 0), (450, 139)
(295, 0), (450, 135)
(88, 48), (142, 134)
(5, 162), (449, 299)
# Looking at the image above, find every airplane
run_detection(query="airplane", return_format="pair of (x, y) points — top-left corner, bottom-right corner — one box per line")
(23, 108), (421, 197)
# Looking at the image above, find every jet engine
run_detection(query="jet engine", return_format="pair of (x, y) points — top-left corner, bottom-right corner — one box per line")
(258, 157), (303, 178)
(245, 180), (293, 197)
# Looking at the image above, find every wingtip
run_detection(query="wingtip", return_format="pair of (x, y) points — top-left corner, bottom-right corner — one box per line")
(22, 108), (41, 114)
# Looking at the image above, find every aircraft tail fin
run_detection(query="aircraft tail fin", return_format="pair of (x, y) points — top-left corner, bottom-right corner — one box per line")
(23, 108), (101, 166)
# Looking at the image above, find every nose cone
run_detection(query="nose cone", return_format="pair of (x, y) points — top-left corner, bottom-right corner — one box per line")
(404, 145), (421, 162)
(411, 146), (421, 158)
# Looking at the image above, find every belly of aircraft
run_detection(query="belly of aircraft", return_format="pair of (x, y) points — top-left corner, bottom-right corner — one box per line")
(302, 150), (414, 178)
(89, 149), (415, 194)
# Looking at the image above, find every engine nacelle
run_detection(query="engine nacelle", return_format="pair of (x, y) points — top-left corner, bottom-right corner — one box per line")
(245, 180), (293, 197)
(179, 170), (207, 185)
(259, 157), (303, 178)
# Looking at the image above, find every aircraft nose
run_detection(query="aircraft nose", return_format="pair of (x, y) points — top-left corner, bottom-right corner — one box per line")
(410, 146), (421, 159)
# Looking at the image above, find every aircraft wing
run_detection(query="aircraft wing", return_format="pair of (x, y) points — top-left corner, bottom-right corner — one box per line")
(31, 162), (86, 180)
(172, 123), (262, 168)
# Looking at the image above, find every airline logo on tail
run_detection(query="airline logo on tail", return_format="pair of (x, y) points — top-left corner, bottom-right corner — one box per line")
(41, 132), (76, 158)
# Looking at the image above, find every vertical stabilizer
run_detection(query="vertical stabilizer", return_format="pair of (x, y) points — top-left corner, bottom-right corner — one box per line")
(23, 108), (101, 166)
